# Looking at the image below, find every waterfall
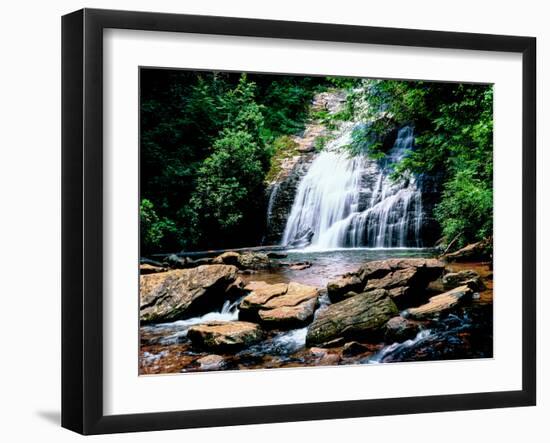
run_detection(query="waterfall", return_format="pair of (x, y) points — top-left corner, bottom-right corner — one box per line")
(281, 125), (424, 249)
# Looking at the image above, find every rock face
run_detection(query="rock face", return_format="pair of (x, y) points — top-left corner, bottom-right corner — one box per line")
(140, 265), (241, 323)
(384, 316), (422, 342)
(239, 282), (319, 329)
(306, 289), (398, 347)
(187, 321), (264, 351)
(264, 154), (316, 244)
(405, 285), (473, 320)
(327, 258), (445, 306)
(442, 270), (485, 291)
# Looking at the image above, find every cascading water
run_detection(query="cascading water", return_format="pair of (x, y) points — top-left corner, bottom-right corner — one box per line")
(281, 124), (425, 249)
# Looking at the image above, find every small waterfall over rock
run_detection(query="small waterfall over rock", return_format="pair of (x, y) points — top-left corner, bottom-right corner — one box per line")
(281, 125), (425, 249)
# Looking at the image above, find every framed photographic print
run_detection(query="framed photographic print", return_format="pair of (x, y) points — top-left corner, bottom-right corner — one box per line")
(62, 8), (536, 435)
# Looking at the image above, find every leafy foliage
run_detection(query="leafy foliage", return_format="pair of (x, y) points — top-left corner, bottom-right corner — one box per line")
(140, 70), (324, 251)
(354, 80), (494, 247)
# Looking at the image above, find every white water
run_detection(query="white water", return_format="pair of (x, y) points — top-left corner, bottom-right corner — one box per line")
(142, 298), (242, 345)
(366, 329), (432, 364)
(281, 125), (424, 249)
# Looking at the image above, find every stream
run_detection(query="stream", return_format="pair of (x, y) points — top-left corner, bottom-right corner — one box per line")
(140, 249), (493, 374)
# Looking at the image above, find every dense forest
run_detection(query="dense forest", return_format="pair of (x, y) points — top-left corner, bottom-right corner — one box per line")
(140, 69), (493, 254)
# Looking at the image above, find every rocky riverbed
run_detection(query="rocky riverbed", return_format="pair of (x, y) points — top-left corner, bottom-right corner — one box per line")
(139, 241), (493, 374)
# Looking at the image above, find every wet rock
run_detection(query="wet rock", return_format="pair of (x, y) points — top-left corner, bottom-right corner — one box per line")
(309, 347), (341, 365)
(258, 297), (317, 327)
(140, 265), (241, 323)
(139, 263), (168, 274)
(342, 341), (370, 357)
(212, 251), (241, 267)
(443, 238), (492, 262)
(327, 275), (364, 303)
(212, 251), (271, 270)
(384, 316), (422, 342)
(405, 285), (473, 320)
(442, 270), (485, 291)
(196, 354), (226, 371)
(225, 276), (246, 299)
(237, 252), (271, 270)
(328, 259), (445, 305)
(387, 286), (410, 300)
(239, 282), (319, 329)
(240, 283), (288, 310)
(187, 321), (264, 351)
(357, 258), (445, 282)
(365, 267), (417, 289)
(243, 281), (270, 292)
(163, 254), (189, 269)
(306, 290), (398, 347)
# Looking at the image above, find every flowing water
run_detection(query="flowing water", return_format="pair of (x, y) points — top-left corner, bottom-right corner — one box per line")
(282, 125), (424, 249)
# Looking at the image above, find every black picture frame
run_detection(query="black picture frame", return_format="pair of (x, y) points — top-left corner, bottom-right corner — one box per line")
(62, 8), (536, 435)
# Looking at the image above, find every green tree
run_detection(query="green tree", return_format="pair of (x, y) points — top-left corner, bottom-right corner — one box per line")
(354, 80), (493, 248)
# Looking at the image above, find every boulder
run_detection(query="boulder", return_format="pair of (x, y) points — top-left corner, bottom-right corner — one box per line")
(443, 238), (492, 262)
(289, 262), (312, 271)
(237, 252), (271, 270)
(309, 347), (341, 366)
(357, 258), (444, 282)
(328, 258), (445, 305)
(163, 254), (189, 269)
(239, 282), (319, 328)
(240, 283), (288, 310)
(442, 270), (485, 291)
(140, 264), (241, 323)
(196, 354), (226, 371)
(364, 267), (417, 289)
(306, 289), (398, 347)
(187, 321), (264, 351)
(405, 285), (473, 320)
(384, 316), (422, 342)
(327, 275), (364, 303)
(258, 297), (317, 327)
(212, 251), (241, 267)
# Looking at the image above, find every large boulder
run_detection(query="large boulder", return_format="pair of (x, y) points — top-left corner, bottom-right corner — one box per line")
(306, 289), (398, 347)
(357, 258), (444, 282)
(327, 275), (364, 303)
(326, 258), (445, 307)
(404, 285), (473, 320)
(239, 281), (319, 329)
(187, 321), (264, 351)
(140, 265), (241, 323)
(237, 252), (271, 270)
